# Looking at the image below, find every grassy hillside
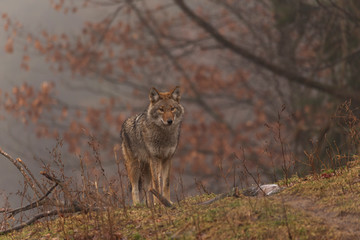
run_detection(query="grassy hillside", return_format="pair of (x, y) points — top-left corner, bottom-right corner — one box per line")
(2, 158), (360, 239)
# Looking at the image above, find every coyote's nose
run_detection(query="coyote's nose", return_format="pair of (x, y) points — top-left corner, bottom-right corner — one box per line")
(167, 119), (173, 125)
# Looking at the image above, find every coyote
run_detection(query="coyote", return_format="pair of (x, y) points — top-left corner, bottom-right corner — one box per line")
(121, 86), (184, 205)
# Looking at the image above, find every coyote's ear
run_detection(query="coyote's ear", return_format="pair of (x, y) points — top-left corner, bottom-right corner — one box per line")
(149, 87), (160, 103)
(171, 86), (181, 102)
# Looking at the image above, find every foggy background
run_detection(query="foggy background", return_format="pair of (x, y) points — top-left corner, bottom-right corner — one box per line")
(0, 0), (105, 206)
(0, 0), (359, 209)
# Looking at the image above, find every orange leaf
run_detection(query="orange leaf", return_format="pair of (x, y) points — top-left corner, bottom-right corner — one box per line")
(5, 37), (13, 53)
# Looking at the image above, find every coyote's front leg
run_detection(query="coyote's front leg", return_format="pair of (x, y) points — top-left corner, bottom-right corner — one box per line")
(122, 145), (141, 205)
(162, 159), (172, 203)
(150, 159), (161, 204)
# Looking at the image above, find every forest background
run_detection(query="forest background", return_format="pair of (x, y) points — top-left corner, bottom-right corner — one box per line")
(0, 0), (359, 207)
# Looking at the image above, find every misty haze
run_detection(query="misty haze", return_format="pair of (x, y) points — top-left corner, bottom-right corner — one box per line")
(0, 0), (359, 238)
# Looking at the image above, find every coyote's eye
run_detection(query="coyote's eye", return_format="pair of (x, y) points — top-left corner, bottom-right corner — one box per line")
(159, 107), (164, 112)
(171, 107), (176, 112)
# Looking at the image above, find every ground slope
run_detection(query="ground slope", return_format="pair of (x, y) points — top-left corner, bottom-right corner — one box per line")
(2, 159), (360, 239)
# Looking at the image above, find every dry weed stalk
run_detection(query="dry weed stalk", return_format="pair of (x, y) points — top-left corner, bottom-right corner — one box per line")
(0, 135), (129, 237)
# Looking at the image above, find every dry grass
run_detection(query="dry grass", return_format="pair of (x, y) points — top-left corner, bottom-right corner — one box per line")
(2, 157), (359, 239)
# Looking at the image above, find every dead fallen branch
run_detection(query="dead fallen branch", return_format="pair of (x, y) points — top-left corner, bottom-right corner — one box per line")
(17, 157), (45, 195)
(198, 187), (240, 205)
(3, 183), (58, 218)
(0, 146), (106, 236)
(149, 189), (173, 208)
(0, 206), (82, 235)
(198, 184), (284, 205)
(151, 184), (283, 208)
(0, 200), (105, 236)
(0, 160), (80, 235)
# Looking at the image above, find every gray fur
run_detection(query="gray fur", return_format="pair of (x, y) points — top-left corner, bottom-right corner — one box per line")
(121, 86), (184, 205)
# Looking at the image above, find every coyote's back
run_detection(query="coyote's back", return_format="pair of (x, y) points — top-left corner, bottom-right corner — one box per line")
(121, 86), (184, 205)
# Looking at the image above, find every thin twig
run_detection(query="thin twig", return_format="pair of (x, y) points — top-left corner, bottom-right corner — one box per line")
(113, 144), (128, 215)
(40, 171), (72, 201)
(238, 150), (267, 196)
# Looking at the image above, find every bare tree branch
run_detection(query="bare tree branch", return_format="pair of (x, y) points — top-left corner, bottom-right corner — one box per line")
(126, 0), (234, 131)
(1, 183), (58, 218)
(173, 0), (360, 104)
(0, 148), (42, 199)
(0, 206), (82, 235)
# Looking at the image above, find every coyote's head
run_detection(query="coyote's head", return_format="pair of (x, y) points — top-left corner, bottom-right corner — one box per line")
(147, 86), (184, 127)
